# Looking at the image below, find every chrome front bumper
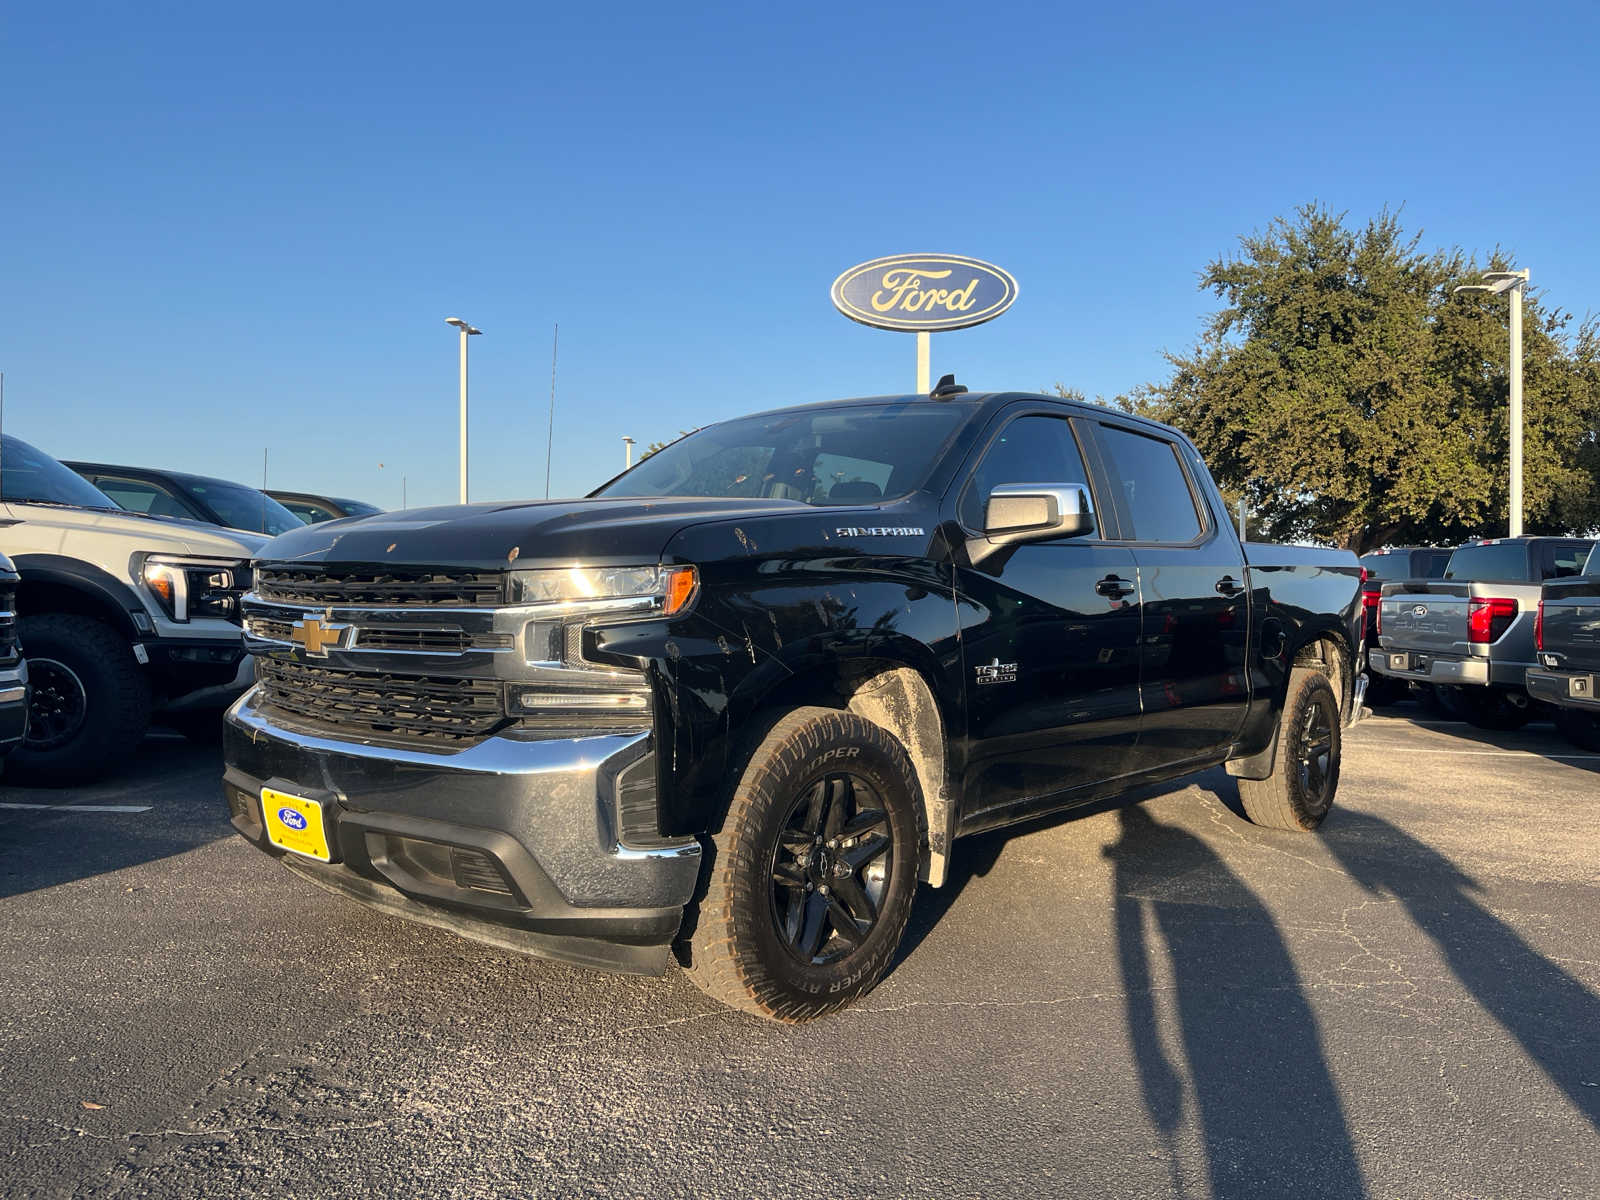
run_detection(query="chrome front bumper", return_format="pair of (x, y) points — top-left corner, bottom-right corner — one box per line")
(221, 687), (702, 974)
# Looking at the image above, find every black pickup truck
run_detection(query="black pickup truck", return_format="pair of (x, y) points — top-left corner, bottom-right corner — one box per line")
(222, 388), (1363, 1021)
(1527, 542), (1600, 751)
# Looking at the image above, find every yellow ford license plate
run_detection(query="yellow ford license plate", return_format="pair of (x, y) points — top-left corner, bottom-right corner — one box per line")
(261, 787), (332, 862)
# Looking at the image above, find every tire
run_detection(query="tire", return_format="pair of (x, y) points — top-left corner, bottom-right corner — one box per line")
(1237, 668), (1341, 832)
(1554, 707), (1600, 753)
(8, 614), (152, 786)
(1454, 686), (1532, 732)
(1363, 673), (1405, 708)
(684, 707), (922, 1021)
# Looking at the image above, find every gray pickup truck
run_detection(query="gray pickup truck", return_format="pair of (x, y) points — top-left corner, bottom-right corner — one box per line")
(1526, 542), (1600, 751)
(1370, 536), (1594, 730)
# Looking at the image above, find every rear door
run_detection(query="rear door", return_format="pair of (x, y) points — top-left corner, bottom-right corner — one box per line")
(1086, 420), (1250, 773)
(954, 409), (1143, 825)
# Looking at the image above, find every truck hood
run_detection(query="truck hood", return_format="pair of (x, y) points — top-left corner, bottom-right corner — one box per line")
(254, 497), (816, 570)
(2, 502), (268, 557)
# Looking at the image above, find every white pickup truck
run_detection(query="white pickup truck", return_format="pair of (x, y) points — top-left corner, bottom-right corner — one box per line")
(0, 434), (265, 783)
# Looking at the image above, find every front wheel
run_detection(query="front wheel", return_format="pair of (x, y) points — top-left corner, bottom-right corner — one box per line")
(1236, 668), (1341, 831)
(8, 613), (151, 786)
(683, 707), (922, 1022)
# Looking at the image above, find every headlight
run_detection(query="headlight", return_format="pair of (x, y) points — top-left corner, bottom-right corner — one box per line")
(506, 564), (696, 727)
(507, 565), (698, 615)
(140, 556), (249, 623)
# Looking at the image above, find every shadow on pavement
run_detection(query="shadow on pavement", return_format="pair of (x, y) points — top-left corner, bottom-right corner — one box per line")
(1321, 810), (1600, 1129)
(0, 736), (229, 899)
(1106, 801), (1367, 1199)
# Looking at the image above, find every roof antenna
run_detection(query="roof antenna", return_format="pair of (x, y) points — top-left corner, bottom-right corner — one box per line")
(929, 373), (967, 399)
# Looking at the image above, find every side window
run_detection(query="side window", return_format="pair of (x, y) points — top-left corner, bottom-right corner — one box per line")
(958, 415), (1092, 530)
(1542, 543), (1590, 579)
(1096, 426), (1204, 543)
(286, 500), (335, 523)
(90, 475), (203, 521)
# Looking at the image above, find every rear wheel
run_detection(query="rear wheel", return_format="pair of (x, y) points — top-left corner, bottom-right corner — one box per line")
(9, 614), (151, 786)
(1554, 708), (1600, 753)
(1236, 668), (1341, 832)
(1453, 686), (1532, 732)
(684, 707), (921, 1021)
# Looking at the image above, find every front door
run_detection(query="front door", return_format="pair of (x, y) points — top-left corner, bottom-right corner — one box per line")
(954, 412), (1143, 828)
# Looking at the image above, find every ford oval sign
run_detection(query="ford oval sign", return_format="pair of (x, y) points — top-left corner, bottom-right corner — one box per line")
(831, 254), (1018, 332)
(278, 807), (308, 831)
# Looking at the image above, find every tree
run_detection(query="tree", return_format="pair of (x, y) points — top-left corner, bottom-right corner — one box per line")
(1144, 204), (1600, 552)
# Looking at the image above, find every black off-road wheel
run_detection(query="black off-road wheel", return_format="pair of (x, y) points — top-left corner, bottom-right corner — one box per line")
(8, 614), (151, 786)
(683, 707), (922, 1022)
(1554, 707), (1600, 753)
(1237, 668), (1341, 832)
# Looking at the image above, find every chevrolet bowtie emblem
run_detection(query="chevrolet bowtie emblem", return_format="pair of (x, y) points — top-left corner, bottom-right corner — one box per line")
(289, 615), (349, 657)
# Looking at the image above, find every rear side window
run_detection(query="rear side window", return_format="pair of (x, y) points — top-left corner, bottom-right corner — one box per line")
(1444, 543), (1529, 581)
(1096, 426), (1203, 543)
(958, 415), (1093, 530)
(1418, 551), (1452, 577)
(1541, 542), (1593, 579)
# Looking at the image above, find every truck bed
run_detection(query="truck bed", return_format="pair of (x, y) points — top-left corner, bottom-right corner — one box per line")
(1538, 576), (1600, 674)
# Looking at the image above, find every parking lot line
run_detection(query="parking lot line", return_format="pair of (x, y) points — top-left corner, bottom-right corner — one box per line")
(1351, 747), (1600, 759)
(0, 803), (154, 813)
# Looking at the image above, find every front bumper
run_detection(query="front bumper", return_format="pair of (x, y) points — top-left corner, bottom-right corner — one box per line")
(221, 688), (702, 975)
(0, 660), (28, 752)
(144, 637), (253, 711)
(1526, 668), (1600, 714)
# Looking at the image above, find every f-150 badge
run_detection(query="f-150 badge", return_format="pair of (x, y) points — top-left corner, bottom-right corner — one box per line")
(975, 659), (1017, 685)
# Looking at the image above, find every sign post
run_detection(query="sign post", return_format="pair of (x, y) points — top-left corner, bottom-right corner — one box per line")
(830, 254), (1018, 393)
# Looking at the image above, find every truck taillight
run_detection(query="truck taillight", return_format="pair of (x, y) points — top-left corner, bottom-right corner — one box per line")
(1534, 600), (1544, 651)
(1375, 597), (1382, 635)
(1467, 596), (1518, 644)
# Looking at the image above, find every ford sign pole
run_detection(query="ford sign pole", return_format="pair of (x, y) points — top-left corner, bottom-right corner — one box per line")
(831, 254), (1017, 394)
(444, 317), (482, 503)
(1454, 269), (1529, 536)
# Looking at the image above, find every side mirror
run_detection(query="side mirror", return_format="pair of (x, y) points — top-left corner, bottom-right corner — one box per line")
(969, 483), (1095, 566)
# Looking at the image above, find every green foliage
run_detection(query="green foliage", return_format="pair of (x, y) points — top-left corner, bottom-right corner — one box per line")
(1144, 204), (1600, 552)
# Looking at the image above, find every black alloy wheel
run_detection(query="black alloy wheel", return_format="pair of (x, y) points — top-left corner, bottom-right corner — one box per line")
(24, 657), (89, 751)
(1296, 692), (1337, 811)
(769, 772), (893, 966)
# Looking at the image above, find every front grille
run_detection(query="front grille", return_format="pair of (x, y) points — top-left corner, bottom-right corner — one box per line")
(357, 627), (474, 653)
(0, 582), (17, 665)
(255, 566), (503, 608)
(256, 658), (504, 744)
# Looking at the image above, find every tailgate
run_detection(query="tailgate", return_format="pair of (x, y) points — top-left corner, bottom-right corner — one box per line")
(1540, 581), (1600, 672)
(1379, 583), (1469, 654)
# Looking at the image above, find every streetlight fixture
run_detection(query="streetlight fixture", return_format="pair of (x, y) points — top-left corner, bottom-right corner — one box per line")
(444, 317), (483, 503)
(622, 436), (636, 469)
(1454, 269), (1529, 537)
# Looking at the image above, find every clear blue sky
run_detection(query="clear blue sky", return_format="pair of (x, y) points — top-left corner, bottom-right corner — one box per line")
(4, 1), (1597, 509)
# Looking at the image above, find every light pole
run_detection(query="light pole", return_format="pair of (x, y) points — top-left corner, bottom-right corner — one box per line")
(622, 437), (635, 469)
(1454, 269), (1529, 537)
(444, 317), (483, 503)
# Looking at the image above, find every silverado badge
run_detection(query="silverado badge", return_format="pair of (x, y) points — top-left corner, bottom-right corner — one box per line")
(289, 615), (350, 657)
(975, 659), (1017, 685)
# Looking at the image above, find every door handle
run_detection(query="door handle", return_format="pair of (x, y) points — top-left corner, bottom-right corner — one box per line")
(1215, 575), (1244, 596)
(1096, 575), (1136, 598)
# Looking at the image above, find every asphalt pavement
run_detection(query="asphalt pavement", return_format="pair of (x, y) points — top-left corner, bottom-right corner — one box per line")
(2, 706), (1597, 1199)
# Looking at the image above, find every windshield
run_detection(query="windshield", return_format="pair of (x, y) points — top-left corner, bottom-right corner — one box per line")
(186, 480), (304, 535)
(596, 403), (971, 504)
(0, 435), (120, 509)
(336, 499), (382, 516)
